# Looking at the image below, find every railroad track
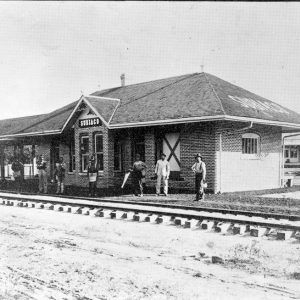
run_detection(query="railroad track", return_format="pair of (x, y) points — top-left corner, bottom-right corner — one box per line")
(0, 191), (299, 241)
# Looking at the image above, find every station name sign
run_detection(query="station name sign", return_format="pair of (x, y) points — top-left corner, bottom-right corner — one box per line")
(79, 117), (102, 128)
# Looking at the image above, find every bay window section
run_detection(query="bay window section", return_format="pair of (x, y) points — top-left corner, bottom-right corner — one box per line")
(80, 134), (89, 172)
(69, 129), (75, 172)
(114, 139), (124, 171)
(94, 133), (104, 171)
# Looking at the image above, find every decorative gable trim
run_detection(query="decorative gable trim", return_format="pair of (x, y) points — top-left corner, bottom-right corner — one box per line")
(61, 95), (119, 133)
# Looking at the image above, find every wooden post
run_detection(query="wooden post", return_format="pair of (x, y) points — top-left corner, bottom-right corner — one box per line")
(0, 144), (5, 181)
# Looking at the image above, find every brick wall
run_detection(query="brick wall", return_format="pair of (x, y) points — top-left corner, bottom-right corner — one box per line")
(143, 123), (217, 193)
(58, 118), (283, 194)
(62, 106), (116, 189)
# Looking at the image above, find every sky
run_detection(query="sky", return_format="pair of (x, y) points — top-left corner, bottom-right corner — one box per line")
(1, 2), (300, 120)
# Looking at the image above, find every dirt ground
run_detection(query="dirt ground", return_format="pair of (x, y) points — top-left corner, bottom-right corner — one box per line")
(0, 205), (299, 300)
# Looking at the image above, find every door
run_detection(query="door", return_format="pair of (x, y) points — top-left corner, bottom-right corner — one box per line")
(50, 140), (60, 178)
(163, 133), (181, 171)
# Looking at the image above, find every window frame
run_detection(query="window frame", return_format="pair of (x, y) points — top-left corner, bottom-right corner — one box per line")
(94, 132), (104, 172)
(68, 129), (76, 173)
(80, 134), (89, 172)
(114, 138), (124, 171)
(241, 133), (260, 159)
(284, 146), (299, 162)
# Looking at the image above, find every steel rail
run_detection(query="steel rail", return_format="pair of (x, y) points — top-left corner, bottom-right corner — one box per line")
(0, 190), (299, 221)
(0, 192), (300, 232)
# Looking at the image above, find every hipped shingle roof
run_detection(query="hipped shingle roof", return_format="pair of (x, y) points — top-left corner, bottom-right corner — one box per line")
(1, 72), (300, 138)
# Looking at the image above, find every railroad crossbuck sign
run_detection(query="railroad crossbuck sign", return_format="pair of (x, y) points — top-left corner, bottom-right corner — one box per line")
(163, 133), (180, 171)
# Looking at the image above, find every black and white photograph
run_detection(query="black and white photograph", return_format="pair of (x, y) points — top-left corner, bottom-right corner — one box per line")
(0, 2), (300, 299)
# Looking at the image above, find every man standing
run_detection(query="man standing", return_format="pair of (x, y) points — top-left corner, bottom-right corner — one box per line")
(37, 155), (48, 194)
(131, 154), (147, 197)
(155, 153), (170, 196)
(54, 157), (66, 194)
(191, 153), (206, 201)
(11, 156), (24, 194)
(87, 155), (98, 197)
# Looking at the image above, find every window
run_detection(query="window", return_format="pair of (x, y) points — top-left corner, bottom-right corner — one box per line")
(80, 135), (89, 172)
(94, 133), (103, 171)
(132, 134), (145, 161)
(69, 129), (75, 172)
(284, 146), (299, 162)
(114, 138), (124, 171)
(291, 147), (298, 158)
(284, 149), (289, 158)
(242, 133), (260, 155)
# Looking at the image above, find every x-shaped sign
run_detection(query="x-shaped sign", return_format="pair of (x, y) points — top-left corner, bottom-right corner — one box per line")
(163, 135), (181, 168)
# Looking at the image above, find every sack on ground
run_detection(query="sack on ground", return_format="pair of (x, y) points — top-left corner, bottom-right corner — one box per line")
(13, 171), (21, 178)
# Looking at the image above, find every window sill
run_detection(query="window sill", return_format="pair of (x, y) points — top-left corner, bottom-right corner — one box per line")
(150, 176), (185, 182)
(79, 171), (104, 176)
(240, 154), (261, 160)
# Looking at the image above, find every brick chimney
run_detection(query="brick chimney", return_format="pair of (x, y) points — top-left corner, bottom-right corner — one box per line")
(120, 73), (125, 87)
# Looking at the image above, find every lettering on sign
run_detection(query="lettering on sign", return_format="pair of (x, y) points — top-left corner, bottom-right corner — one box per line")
(228, 95), (290, 115)
(79, 117), (102, 128)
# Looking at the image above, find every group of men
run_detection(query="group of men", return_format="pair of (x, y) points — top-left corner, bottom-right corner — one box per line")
(129, 152), (207, 201)
(10, 152), (207, 201)
(10, 155), (66, 195)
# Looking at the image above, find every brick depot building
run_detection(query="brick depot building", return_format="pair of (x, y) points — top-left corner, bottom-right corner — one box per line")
(1, 72), (300, 193)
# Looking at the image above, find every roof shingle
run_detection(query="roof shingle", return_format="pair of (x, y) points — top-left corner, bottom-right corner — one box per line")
(1, 72), (300, 138)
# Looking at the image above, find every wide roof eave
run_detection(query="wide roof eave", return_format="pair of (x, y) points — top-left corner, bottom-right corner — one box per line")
(0, 129), (61, 141)
(109, 115), (300, 129)
(2, 115), (300, 139)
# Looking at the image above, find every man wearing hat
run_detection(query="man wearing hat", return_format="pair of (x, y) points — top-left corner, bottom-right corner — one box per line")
(155, 153), (170, 196)
(87, 155), (98, 197)
(131, 153), (147, 197)
(191, 153), (206, 201)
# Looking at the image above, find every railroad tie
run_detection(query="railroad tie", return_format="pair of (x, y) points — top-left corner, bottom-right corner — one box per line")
(250, 226), (269, 237)
(28, 202), (36, 208)
(93, 209), (103, 217)
(36, 202), (45, 209)
(53, 204), (64, 212)
(156, 215), (173, 224)
(70, 206), (82, 214)
(44, 203), (54, 210)
(276, 230), (294, 240)
(174, 217), (188, 226)
(10, 200), (22, 206)
(133, 213), (149, 222)
(145, 214), (159, 223)
(111, 210), (126, 219)
(80, 207), (91, 215)
(200, 220), (215, 230)
(232, 224), (247, 235)
(63, 205), (73, 213)
(295, 231), (300, 240)
(98, 209), (113, 218)
(123, 211), (135, 220)
(215, 222), (232, 234)
(184, 219), (201, 229)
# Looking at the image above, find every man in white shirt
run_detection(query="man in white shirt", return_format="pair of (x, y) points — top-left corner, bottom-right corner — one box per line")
(155, 153), (170, 196)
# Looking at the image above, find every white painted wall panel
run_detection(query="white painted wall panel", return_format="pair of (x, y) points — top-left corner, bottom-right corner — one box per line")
(220, 152), (280, 192)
